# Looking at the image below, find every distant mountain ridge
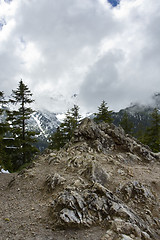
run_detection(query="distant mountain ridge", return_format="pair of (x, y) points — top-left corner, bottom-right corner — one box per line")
(1, 93), (160, 151)
(113, 93), (160, 135)
(27, 110), (61, 151)
(28, 110), (60, 138)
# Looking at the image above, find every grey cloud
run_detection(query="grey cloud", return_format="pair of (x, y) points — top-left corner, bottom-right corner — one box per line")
(3, 0), (120, 98)
(16, 0), (118, 44)
(1, 0), (160, 113)
(79, 51), (125, 111)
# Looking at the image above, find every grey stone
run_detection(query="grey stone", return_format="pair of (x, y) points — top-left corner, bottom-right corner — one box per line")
(46, 173), (66, 191)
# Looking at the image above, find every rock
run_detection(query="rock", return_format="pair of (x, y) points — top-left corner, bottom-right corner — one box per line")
(67, 155), (85, 168)
(120, 235), (134, 240)
(109, 218), (142, 238)
(141, 231), (152, 240)
(46, 173), (66, 191)
(72, 118), (160, 163)
(118, 181), (155, 203)
(50, 182), (151, 239)
(101, 230), (117, 240)
(83, 161), (110, 186)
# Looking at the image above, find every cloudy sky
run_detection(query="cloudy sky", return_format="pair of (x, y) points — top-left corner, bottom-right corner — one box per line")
(0, 0), (160, 113)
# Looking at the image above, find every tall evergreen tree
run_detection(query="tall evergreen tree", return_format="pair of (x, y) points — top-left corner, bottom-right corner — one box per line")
(94, 100), (113, 124)
(142, 108), (160, 152)
(49, 105), (81, 150)
(6, 80), (38, 171)
(0, 91), (7, 135)
(49, 127), (65, 150)
(120, 111), (133, 134)
(0, 91), (8, 168)
(71, 105), (80, 126)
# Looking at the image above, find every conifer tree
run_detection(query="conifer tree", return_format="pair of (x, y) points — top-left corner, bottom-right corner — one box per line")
(6, 80), (38, 171)
(120, 111), (133, 134)
(71, 104), (80, 126)
(94, 100), (113, 124)
(49, 105), (81, 150)
(142, 108), (160, 152)
(0, 91), (7, 135)
(0, 91), (8, 168)
(49, 126), (65, 150)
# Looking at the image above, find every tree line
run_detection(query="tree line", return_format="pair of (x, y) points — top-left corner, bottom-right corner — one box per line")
(0, 81), (160, 172)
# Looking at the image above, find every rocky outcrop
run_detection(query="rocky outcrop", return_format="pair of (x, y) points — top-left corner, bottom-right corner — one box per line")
(50, 180), (159, 239)
(46, 119), (160, 239)
(46, 173), (66, 191)
(73, 118), (159, 162)
(118, 181), (155, 203)
(51, 183), (145, 226)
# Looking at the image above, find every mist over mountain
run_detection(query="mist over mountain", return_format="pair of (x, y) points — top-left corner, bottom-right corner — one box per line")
(113, 93), (160, 133)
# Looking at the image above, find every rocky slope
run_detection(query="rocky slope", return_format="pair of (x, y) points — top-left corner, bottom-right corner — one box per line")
(0, 118), (160, 240)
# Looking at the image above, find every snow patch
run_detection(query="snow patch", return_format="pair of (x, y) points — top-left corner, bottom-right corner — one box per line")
(56, 113), (66, 122)
(0, 168), (10, 173)
(32, 114), (47, 138)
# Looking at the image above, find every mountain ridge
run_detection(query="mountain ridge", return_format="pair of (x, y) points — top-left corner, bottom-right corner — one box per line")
(1, 93), (160, 151)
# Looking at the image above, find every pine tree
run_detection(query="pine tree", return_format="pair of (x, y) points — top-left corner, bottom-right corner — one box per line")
(142, 108), (160, 152)
(71, 105), (80, 126)
(0, 91), (8, 168)
(120, 111), (133, 134)
(0, 91), (7, 135)
(94, 100), (113, 124)
(49, 126), (66, 150)
(6, 80), (38, 171)
(49, 105), (81, 150)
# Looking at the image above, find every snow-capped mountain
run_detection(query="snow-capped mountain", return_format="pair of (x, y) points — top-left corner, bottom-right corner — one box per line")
(28, 110), (60, 139)
(26, 110), (62, 151)
(29, 92), (160, 141)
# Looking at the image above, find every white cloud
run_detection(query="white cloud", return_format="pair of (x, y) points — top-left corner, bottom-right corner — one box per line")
(79, 0), (160, 111)
(0, 0), (160, 112)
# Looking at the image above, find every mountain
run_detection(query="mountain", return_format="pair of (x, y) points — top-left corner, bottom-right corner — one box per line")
(0, 118), (160, 239)
(112, 93), (160, 135)
(0, 107), (61, 151)
(27, 110), (62, 151)
(1, 93), (160, 151)
(112, 104), (154, 135)
(28, 110), (60, 138)
(27, 93), (160, 150)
